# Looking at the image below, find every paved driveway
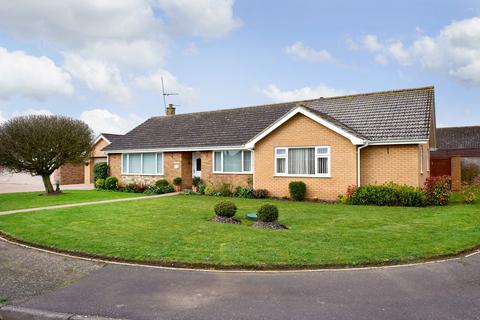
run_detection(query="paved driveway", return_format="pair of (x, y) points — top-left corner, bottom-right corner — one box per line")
(1, 240), (479, 320)
(0, 171), (93, 193)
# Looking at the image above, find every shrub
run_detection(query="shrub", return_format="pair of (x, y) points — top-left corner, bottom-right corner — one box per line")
(155, 179), (169, 188)
(347, 182), (425, 207)
(172, 177), (182, 186)
(104, 176), (118, 190)
(252, 189), (269, 199)
(289, 181), (306, 201)
(214, 201), (237, 218)
(144, 184), (174, 195)
(93, 162), (109, 182)
(199, 184), (207, 195)
(257, 204), (279, 222)
(192, 177), (202, 187)
(461, 162), (480, 185)
(461, 188), (476, 204)
(204, 184), (216, 196)
(336, 194), (348, 204)
(423, 175), (451, 206)
(235, 186), (253, 198)
(218, 183), (232, 197)
(95, 178), (105, 190)
(124, 183), (135, 193)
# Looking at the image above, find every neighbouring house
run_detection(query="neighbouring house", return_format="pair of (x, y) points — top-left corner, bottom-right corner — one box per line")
(54, 133), (123, 185)
(100, 86), (435, 200)
(431, 126), (480, 190)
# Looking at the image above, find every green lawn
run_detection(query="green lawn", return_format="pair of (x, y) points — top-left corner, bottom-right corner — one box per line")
(0, 194), (478, 269)
(0, 190), (144, 211)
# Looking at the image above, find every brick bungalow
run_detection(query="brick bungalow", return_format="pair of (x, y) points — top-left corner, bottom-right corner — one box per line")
(101, 87), (436, 200)
(431, 126), (480, 190)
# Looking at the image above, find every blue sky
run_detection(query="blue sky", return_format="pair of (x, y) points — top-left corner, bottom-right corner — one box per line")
(0, 0), (479, 133)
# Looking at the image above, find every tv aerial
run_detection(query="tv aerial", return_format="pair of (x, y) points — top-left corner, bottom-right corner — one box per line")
(161, 76), (179, 109)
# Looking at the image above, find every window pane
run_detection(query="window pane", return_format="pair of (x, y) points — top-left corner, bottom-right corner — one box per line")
(223, 150), (242, 172)
(288, 148), (315, 175)
(142, 153), (156, 174)
(122, 154), (128, 173)
(214, 152), (222, 171)
(276, 158), (286, 174)
(317, 157), (328, 174)
(157, 153), (163, 174)
(316, 147), (329, 155)
(243, 151), (252, 172)
(276, 148), (286, 156)
(128, 153), (141, 174)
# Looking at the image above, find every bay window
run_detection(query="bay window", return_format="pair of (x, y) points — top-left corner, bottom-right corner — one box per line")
(122, 152), (163, 175)
(213, 150), (253, 173)
(275, 146), (330, 177)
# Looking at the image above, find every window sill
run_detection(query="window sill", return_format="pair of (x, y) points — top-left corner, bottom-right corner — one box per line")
(274, 174), (331, 178)
(121, 173), (165, 176)
(212, 172), (253, 175)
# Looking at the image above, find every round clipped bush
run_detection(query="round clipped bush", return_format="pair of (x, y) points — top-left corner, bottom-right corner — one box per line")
(95, 178), (105, 190)
(155, 179), (169, 187)
(289, 181), (306, 201)
(173, 177), (182, 186)
(257, 204), (279, 222)
(104, 176), (118, 190)
(214, 201), (237, 218)
(192, 177), (202, 187)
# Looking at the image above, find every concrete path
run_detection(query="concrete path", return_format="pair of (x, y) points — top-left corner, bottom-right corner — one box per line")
(0, 171), (94, 193)
(0, 192), (180, 216)
(0, 239), (479, 320)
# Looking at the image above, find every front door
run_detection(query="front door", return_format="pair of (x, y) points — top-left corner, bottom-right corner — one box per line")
(192, 152), (202, 178)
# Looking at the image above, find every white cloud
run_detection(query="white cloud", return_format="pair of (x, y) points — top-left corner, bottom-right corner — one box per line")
(345, 35), (359, 50)
(158, 0), (241, 38)
(0, 1), (160, 48)
(82, 39), (168, 69)
(374, 54), (388, 65)
(362, 35), (382, 52)
(11, 108), (54, 117)
(262, 84), (354, 102)
(0, 47), (73, 100)
(358, 17), (480, 85)
(63, 54), (131, 104)
(183, 42), (199, 56)
(285, 41), (333, 63)
(0, 112), (6, 123)
(134, 69), (197, 105)
(79, 109), (142, 134)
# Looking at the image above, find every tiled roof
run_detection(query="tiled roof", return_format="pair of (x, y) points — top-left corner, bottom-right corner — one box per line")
(436, 126), (480, 150)
(100, 133), (124, 145)
(103, 86), (434, 151)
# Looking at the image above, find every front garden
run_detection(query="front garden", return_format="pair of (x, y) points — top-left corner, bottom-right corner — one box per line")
(0, 190), (478, 269)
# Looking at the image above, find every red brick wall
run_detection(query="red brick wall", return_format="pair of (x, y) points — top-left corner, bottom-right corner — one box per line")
(56, 163), (84, 185)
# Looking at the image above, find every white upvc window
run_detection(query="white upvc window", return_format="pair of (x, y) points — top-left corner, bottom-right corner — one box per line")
(213, 150), (253, 174)
(121, 152), (164, 175)
(274, 146), (330, 177)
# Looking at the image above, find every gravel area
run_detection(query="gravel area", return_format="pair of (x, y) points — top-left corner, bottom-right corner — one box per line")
(253, 221), (288, 230)
(0, 240), (104, 304)
(210, 216), (241, 224)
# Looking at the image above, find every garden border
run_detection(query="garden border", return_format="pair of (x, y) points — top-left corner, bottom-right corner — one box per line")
(1, 231), (478, 273)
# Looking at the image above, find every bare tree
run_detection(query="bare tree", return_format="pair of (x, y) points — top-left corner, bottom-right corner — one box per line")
(0, 115), (93, 194)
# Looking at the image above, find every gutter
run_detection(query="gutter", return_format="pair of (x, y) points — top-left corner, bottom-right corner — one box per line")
(357, 142), (369, 187)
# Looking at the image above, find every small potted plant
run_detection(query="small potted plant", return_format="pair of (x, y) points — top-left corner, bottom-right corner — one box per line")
(192, 177), (202, 193)
(173, 177), (182, 192)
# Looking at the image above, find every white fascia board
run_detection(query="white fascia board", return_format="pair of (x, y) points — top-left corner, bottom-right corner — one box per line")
(104, 145), (247, 154)
(367, 139), (429, 145)
(245, 106), (365, 148)
(94, 134), (111, 145)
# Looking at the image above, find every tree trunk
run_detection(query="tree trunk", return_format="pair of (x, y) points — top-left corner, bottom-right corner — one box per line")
(41, 175), (54, 194)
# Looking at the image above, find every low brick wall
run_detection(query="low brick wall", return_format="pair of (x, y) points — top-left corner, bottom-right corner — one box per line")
(56, 163), (85, 185)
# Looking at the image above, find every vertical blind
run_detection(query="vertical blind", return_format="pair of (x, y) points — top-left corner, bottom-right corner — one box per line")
(275, 146), (330, 176)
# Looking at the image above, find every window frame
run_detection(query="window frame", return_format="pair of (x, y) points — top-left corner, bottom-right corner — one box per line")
(419, 145), (424, 175)
(121, 152), (164, 176)
(274, 146), (331, 178)
(212, 150), (253, 174)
